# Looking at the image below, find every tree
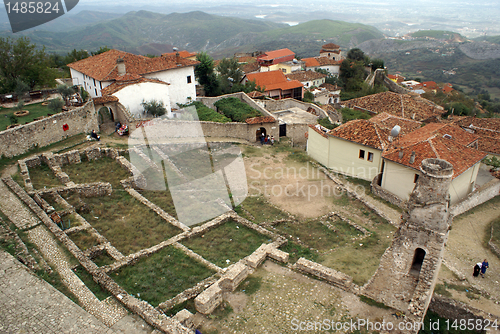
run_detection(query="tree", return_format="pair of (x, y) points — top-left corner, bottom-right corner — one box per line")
(48, 98), (64, 113)
(370, 58), (385, 71)
(195, 52), (220, 96)
(57, 85), (75, 106)
(347, 48), (368, 64)
(0, 37), (58, 94)
(91, 46), (111, 56)
(14, 79), (30, 101)
(217, 57), (244, 94)
(303, 90), (314, 103)
(65, 49), (90, 64)
(141, 99), (166, 117)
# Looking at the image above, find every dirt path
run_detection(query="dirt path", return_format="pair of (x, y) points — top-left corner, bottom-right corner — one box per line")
(440, 197), (500, 317)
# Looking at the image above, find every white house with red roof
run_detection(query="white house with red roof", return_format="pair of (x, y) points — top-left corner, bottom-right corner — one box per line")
(67, 49), (199, 112)
(307, 113), (422, 181)
(379, 123), (486, 204)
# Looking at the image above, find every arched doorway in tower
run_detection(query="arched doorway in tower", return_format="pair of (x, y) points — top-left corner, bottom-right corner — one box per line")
(410, 248), (426, 277)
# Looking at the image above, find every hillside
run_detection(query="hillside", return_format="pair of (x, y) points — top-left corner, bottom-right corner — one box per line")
(474, 35), (500, 44)
(0, 11), (384, 57)
(409, 30), (467, 42)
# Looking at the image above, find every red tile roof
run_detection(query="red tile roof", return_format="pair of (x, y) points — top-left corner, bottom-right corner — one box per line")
(240, 62), (260, 74)
(244, 70), (303, 92)
(316, 57), (342, 66)
(302, 57), (320, 67)
(321, 43), (340, 50)
(309, 124), (328, 138)
(258, 48), (295, 61)
(442, 85), (454, 94)
(369, 112), (422, 136)
(452, 116), (500, 155)
(343, 91), (446, 122)
(68, 49), (199, 82)
(327, 119), (389, 150)
(422, 81), (437, 89)
(285, 71), (327, 82)
(245, 116), (276, 124)
(163, 50), (197, 58)
(101, 77), (168, 96)
(93, 96), (119, 104)
(382, 134), (486, 179)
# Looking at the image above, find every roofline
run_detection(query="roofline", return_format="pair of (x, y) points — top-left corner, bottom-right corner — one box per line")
(327, 132), (383, 151)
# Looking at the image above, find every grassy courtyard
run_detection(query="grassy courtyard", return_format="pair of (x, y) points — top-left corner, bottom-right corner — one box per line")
(113, 246), (216, 307)
(62, 156), (131, 188)
(28, 163), (62, 189)
(0, 102), (61, 131)
(182, 219), (271, 268)
(80, 189), (182, 255)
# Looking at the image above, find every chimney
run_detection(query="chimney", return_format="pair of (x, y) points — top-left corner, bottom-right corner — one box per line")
(117, 58), (126, 76)
(409, 151), (416, 164)
(175, 51), (180, 64)
(399, 151), (404, 159)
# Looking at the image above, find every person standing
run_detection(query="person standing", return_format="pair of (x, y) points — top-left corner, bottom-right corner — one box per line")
(481, 259), (489, 278)
(473, 262), (481, 277)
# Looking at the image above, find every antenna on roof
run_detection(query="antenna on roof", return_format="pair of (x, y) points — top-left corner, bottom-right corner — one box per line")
(388, 125), (401, 142)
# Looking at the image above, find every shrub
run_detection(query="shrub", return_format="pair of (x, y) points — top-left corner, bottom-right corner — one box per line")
(214, 97), (261, 122)
(48, 98), (64, 112)
(141, 99), (166, 117)
(179, 102), (231, 123)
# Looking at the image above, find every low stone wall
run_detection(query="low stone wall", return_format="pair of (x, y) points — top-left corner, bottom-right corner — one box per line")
(451, 178), (500, 216)
(371, 173), (407, 209)
(293, 258), (354, 291)
(428, 295), (499, 325)
(255, 98), (337, 122)
(0, 101), (98, 158)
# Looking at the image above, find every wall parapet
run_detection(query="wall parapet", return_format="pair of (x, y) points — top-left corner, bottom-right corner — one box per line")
(451, 178), (500, 216)
(0, 100), (97, 158)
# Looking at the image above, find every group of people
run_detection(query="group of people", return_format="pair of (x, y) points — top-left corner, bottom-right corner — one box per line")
(473, 259), (489, 278)
(260, 133), (274, 145)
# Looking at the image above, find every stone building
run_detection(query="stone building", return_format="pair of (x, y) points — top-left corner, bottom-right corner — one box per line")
(362, 158), (454, 319)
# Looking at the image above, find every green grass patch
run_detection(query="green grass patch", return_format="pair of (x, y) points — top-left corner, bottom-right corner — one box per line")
(280, 241), (318, 263)
(359, 295), (391, 309)
(182, 219), (270, 268)
(235, 196), (289, 224)
(434, 284), (452, 298)
(179, 101), (231, 123)
(81, 190), (182, 255)
(139, 190), (177, 218)
(113, 246), (215, 307)
(214, 97), (261, 122)
(340, 107), (371, 122)
(236, 275), (262, 295)
(69, 230), (100, 251)
(209, 301), (233, 320)
(41, 193), (66, 212)
(74, 265), (111, 300)
(28, 163), (62, 189)
(274, 219), (360, 252)
(62, 156), (131, 188)
(0, 102), (62, 131)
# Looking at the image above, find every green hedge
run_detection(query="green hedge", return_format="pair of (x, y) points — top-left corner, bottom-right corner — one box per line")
(214, 97), (261, 122)
(181, 101), (231, 123)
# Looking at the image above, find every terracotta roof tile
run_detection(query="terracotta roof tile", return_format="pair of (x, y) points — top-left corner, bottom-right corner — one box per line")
(240, 62), (260, 74)
(68, 49), (199, 82)
(245, 116), (276, 124)
(101, 77), (168, 96)
(93, 95), (119, 104)
(302, 57), (320, 67)
(245, 71), (303, 92)
(309, 124), (328, 138)
(258, 48), (295, 61)
(322, 43), (340, 50)
(327, 119), (389, 150)
(343, 91), (445, 122)
(369, 112), (422, 136)
(163, 50), (197, 58)
(285, 71), (327, 82)
(382, 135), (486, 179)
(316, 57), (343, 66)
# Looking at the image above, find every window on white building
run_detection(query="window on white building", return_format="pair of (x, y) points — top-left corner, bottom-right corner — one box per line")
(187, 75), (192, 84)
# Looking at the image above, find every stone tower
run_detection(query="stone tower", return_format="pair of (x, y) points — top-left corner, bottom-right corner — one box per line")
(361, 158), (453, 318)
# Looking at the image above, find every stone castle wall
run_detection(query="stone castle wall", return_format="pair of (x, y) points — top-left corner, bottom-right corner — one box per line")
(0, 101), (98, 158)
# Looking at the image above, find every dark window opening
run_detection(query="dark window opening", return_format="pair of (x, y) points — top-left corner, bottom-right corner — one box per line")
(414, 174), (419, 183)
(187, 75), (192, 84)
(359, 150), (365, 159)
(368, 152), (374, 162)
(410, 248), (426, 276)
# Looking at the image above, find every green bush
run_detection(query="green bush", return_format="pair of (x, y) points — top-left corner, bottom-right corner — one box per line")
(180, 101), (231, 123)
(214, 97), (261, 122)
(318, 117), (337, 130)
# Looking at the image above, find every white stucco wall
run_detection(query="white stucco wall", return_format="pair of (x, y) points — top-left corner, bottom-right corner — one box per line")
(112, 82), (171, 117)
(307, 128), (329, 167)
(327, 137), (382, 181)
(70, 69), (112, 98)
(381, 160), (482, 205)
(318, 65), (340, 77)
(144, 66), (196, 108)
(380, 160), (419, 201)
